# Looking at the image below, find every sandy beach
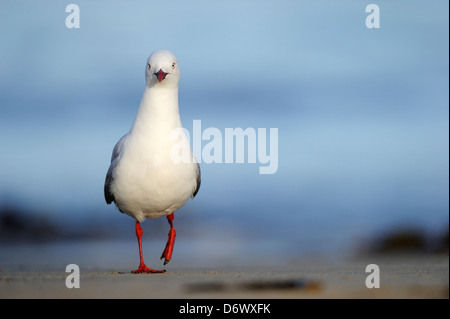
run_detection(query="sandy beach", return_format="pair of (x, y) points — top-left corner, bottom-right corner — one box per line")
(1, 252), (447, 299)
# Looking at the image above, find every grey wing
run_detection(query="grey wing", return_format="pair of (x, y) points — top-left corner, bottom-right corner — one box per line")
(192, 162), (201, 198)
(104, 134), (127, 204)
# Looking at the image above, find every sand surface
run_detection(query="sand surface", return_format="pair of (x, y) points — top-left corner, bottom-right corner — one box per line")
(1, 254), (447, 299)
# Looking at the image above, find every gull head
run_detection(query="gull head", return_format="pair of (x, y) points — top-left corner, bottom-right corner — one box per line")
(145, 50), (180, 88)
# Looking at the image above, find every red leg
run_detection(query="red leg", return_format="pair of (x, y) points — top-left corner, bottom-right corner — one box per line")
(131, 221), (165, 274)
(160, 212), (176, 265)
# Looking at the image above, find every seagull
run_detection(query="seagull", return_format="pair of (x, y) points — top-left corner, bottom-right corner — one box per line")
(104, 50), (200, 273)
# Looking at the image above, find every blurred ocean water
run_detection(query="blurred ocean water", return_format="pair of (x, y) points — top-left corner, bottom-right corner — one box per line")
(0, 1), (448, 261)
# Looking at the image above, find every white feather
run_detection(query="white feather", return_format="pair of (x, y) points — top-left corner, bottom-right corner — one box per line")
(105, 50), (200, 222)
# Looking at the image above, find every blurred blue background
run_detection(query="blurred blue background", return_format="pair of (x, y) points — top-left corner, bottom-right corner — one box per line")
(0, 1), (448, 269)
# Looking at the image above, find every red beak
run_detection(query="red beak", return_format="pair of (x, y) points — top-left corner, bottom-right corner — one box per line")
(154, 69), (169, 82)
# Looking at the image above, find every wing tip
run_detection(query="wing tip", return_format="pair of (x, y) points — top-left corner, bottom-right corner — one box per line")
(192, 164), (201, 198)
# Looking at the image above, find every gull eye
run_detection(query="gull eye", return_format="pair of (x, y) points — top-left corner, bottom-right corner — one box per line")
(147, 63), (151, 69)
(172, 62), (176, 69)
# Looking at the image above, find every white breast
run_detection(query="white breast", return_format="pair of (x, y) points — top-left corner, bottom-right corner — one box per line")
(111, 128), (197, 221)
